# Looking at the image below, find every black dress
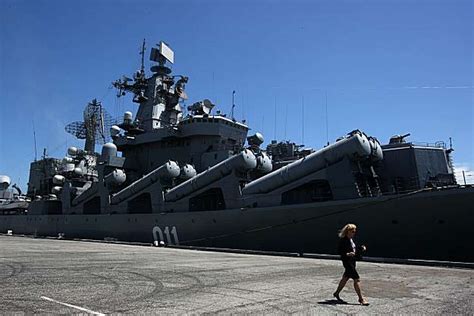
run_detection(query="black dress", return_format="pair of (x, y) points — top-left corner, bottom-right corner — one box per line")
(338, 236), (363, 280)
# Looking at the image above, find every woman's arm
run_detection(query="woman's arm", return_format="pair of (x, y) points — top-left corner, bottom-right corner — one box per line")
(355, 244), (367, 260)
(338, 238), (354, 258)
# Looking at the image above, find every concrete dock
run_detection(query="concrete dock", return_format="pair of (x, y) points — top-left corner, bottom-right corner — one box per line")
(0, 236), (472, 314)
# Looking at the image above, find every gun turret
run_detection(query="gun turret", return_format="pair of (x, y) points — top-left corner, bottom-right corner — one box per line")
(389, 133), (411, 144)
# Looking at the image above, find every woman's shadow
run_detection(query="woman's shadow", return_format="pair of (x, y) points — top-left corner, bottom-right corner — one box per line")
(318, 298), (359, 306)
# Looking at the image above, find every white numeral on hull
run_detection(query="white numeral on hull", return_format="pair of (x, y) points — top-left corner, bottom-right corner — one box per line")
(153, 226), (179, 245)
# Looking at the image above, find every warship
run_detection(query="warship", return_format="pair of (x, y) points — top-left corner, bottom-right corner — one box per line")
(1, 41), (473, 262)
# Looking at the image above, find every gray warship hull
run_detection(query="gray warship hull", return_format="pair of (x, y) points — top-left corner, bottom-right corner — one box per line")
(2, 186), (472, 262)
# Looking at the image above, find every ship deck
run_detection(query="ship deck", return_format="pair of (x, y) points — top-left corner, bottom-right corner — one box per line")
(0, 235), (472, 314)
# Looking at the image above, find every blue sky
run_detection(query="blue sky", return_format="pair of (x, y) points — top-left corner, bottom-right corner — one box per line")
(1, 0), (472, 189)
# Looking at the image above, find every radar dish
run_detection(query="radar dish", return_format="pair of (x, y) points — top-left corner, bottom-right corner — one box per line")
(159, 41), (174, 64)
(150, 41), (174, 64)
(65, 99), (115, 153)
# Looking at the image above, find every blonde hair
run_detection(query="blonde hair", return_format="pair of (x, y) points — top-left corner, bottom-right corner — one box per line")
(338, 223), (357, 238)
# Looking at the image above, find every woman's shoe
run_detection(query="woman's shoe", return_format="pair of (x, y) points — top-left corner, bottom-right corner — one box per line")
(359, 299), (370, 306)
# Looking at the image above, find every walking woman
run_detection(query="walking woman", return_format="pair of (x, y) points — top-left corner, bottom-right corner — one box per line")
(333, 223), (369, 305)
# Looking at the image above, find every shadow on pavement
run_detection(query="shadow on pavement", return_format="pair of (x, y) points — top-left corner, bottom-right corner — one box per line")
(318, 299), (359, 306)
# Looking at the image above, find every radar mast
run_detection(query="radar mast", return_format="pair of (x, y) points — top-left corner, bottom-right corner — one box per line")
(113, 40), (188, 131)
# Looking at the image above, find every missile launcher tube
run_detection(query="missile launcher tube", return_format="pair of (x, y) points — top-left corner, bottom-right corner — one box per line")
(165, 149), (257, 202)
(71, 181), (96, 206)
(256, 152), (273, 174)
(368, 136), (383, 161)
(111, 161), (180, 204)
(242, 132), (372, 195)
(180, 164), (197, 180)
(104, 169), (127, 186)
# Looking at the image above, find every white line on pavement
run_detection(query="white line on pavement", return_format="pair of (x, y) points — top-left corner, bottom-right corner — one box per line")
(40, 296), (105, 315)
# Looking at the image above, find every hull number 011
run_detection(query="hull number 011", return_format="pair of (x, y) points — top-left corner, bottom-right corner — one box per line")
(153, 226), (180, 245)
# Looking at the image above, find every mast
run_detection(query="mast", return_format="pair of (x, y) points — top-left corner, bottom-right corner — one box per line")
(139, 39), (146, 75)
(33, 120), (38, 161)
(113, 41), (188, 131)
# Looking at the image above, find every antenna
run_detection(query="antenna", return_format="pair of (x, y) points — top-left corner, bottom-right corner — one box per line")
(231, 90), (236, 119)
(139, 38), (146, 74)
(325, 90), (329, 145)
(284, 104), (288, 140)
(242, 89), (246, 121)
(301, 95), (305, 145)
(273, 96), (277, 140)
(32, 120), (37, 161)
(212, 72), (215, 104)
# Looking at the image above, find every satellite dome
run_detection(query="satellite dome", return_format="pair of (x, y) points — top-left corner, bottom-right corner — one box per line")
(123, 111), (133, 124)
(101, 142), (117, 160)
(68, 146), (78, 156)
(0, 175), (11, 190)
(53, 175), (66, 185)
(110, 125), (121, 137)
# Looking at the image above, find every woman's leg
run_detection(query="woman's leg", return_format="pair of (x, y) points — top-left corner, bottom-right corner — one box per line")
(334, 275), (349, 296)
(354, 279), (368, 304)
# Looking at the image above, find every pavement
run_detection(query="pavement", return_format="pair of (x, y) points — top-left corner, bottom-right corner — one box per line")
(0, 236), (472, 315)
